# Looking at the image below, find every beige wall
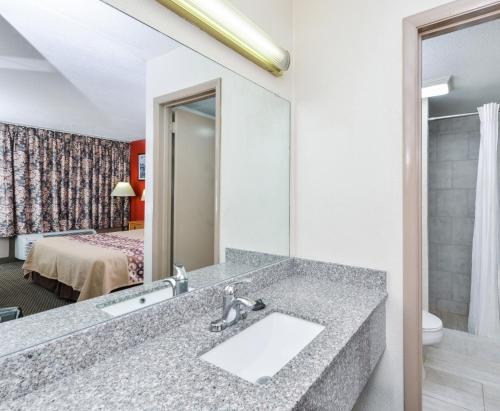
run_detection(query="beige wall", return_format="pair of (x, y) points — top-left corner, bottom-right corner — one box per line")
(292, 1), (451, 409)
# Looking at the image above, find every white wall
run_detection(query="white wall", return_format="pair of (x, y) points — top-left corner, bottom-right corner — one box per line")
(292, 1), (451, 409)
(145, 47), (290, 280)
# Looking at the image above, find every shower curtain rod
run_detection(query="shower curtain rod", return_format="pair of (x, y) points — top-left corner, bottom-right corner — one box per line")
(428, 109), (500, 121)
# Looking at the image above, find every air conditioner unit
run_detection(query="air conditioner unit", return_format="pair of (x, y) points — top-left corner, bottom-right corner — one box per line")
(15, 229), (96, 260)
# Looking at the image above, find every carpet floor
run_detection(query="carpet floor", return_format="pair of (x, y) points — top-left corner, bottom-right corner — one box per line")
(0, 261), (72, 316)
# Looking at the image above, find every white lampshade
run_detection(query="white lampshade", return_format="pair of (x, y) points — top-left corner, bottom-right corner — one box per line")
(111, 182), (136, 197)
(141, 189), (145, 201)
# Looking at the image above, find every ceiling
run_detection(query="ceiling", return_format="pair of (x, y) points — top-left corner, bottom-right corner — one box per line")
(422, 18), (500, 117)
(0, 0), (180, 141)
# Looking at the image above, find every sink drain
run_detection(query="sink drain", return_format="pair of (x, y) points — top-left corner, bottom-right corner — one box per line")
(256, 376), (272, 385)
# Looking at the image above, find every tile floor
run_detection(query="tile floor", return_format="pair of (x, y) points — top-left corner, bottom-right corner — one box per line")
(423, 328), (500, 411)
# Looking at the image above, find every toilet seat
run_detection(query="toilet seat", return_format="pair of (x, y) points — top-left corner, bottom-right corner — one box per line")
(422, 311), (443, 346)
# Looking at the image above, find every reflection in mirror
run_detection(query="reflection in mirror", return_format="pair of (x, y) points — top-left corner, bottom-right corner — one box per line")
(173, 98), (217, 273)
(0, 0), (289, 356)
(148, 59), (291, 284)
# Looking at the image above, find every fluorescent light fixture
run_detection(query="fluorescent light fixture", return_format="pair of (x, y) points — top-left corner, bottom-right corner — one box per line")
(422, 76), (452, 98)
(155, 0), (290, 76)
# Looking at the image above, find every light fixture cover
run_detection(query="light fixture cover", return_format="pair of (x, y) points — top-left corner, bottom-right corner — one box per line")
(422, 76), (452, 98)
(155, 0), (290, 76)
(111, 182), (136, 197)
(141, 189), (145, 201)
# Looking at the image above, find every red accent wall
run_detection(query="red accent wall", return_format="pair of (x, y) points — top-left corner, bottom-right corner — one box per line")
(129, 139), (145, 221)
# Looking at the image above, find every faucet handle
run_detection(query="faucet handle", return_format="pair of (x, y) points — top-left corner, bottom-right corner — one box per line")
(223, 278), (252, 296)
(173, 263), (187, 280)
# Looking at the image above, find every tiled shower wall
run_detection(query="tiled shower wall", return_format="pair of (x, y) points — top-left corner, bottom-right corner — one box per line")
(428, 116), (481, 331)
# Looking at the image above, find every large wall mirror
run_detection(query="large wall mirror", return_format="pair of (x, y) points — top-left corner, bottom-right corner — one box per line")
(0, 0), (290, 357)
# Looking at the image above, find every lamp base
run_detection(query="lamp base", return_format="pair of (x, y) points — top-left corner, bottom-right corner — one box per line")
(121, 197), (126, 231)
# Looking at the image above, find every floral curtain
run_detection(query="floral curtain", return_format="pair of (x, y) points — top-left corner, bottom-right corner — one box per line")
(0, 123), (130, 237)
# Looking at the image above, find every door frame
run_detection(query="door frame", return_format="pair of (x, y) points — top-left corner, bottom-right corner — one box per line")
(403, 1), (500, 409)
(152, 78), (221, 280)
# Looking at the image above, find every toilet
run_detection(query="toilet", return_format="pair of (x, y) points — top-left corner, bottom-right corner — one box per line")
(422, 311), (443, 380)
(422, 310), (443, 346)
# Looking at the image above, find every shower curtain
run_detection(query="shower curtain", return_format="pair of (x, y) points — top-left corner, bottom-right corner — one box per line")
(469, 102), (500, 339)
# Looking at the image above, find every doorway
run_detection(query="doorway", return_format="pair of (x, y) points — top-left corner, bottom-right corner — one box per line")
(403, 2), (500, 410)
(170, 100), (216, 272)
(152, 79), (221, 279)
(421, 17), (500, 410)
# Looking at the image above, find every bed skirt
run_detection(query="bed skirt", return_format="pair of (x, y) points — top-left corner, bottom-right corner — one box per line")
(28, 272), (80, 302)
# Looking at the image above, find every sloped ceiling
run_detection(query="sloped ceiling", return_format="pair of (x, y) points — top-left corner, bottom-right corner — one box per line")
(423, 18), (500, 117)
(0, 0), (179, 141)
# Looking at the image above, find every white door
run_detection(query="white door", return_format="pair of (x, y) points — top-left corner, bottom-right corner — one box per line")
(172, 108), (216, 271)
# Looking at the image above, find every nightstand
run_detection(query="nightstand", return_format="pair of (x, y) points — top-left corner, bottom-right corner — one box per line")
(128, 220), (144, 230)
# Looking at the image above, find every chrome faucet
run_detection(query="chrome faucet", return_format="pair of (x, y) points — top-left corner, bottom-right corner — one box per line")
(209, 280), (265, 332)
(163, 263), (189, 295)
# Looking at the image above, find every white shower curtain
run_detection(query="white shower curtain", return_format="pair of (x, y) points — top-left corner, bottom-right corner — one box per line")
(469, 102), (500, 339)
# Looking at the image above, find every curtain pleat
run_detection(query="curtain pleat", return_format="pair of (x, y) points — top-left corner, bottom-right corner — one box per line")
(468, 103), (500, 339)
(0, 124), (14, 237)
(0, 123), (130, 237)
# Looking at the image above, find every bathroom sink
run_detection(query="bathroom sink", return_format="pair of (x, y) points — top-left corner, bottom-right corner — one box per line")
(100, 286), (174, 316)
(200, 312), (325, 384)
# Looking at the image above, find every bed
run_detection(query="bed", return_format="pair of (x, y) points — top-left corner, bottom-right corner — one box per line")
(23, 230), (144, 302)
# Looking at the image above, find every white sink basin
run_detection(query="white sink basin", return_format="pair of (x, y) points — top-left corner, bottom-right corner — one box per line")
(100, 286), (174, 316)
(200, 312), (325, 384)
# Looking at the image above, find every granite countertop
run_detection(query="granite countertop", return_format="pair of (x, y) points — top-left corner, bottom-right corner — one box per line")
(0, 251), (279, 358)
(2, 272), (387, 411)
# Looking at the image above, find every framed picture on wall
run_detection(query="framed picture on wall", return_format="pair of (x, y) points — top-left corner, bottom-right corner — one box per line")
(138, 153), (146, 180)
